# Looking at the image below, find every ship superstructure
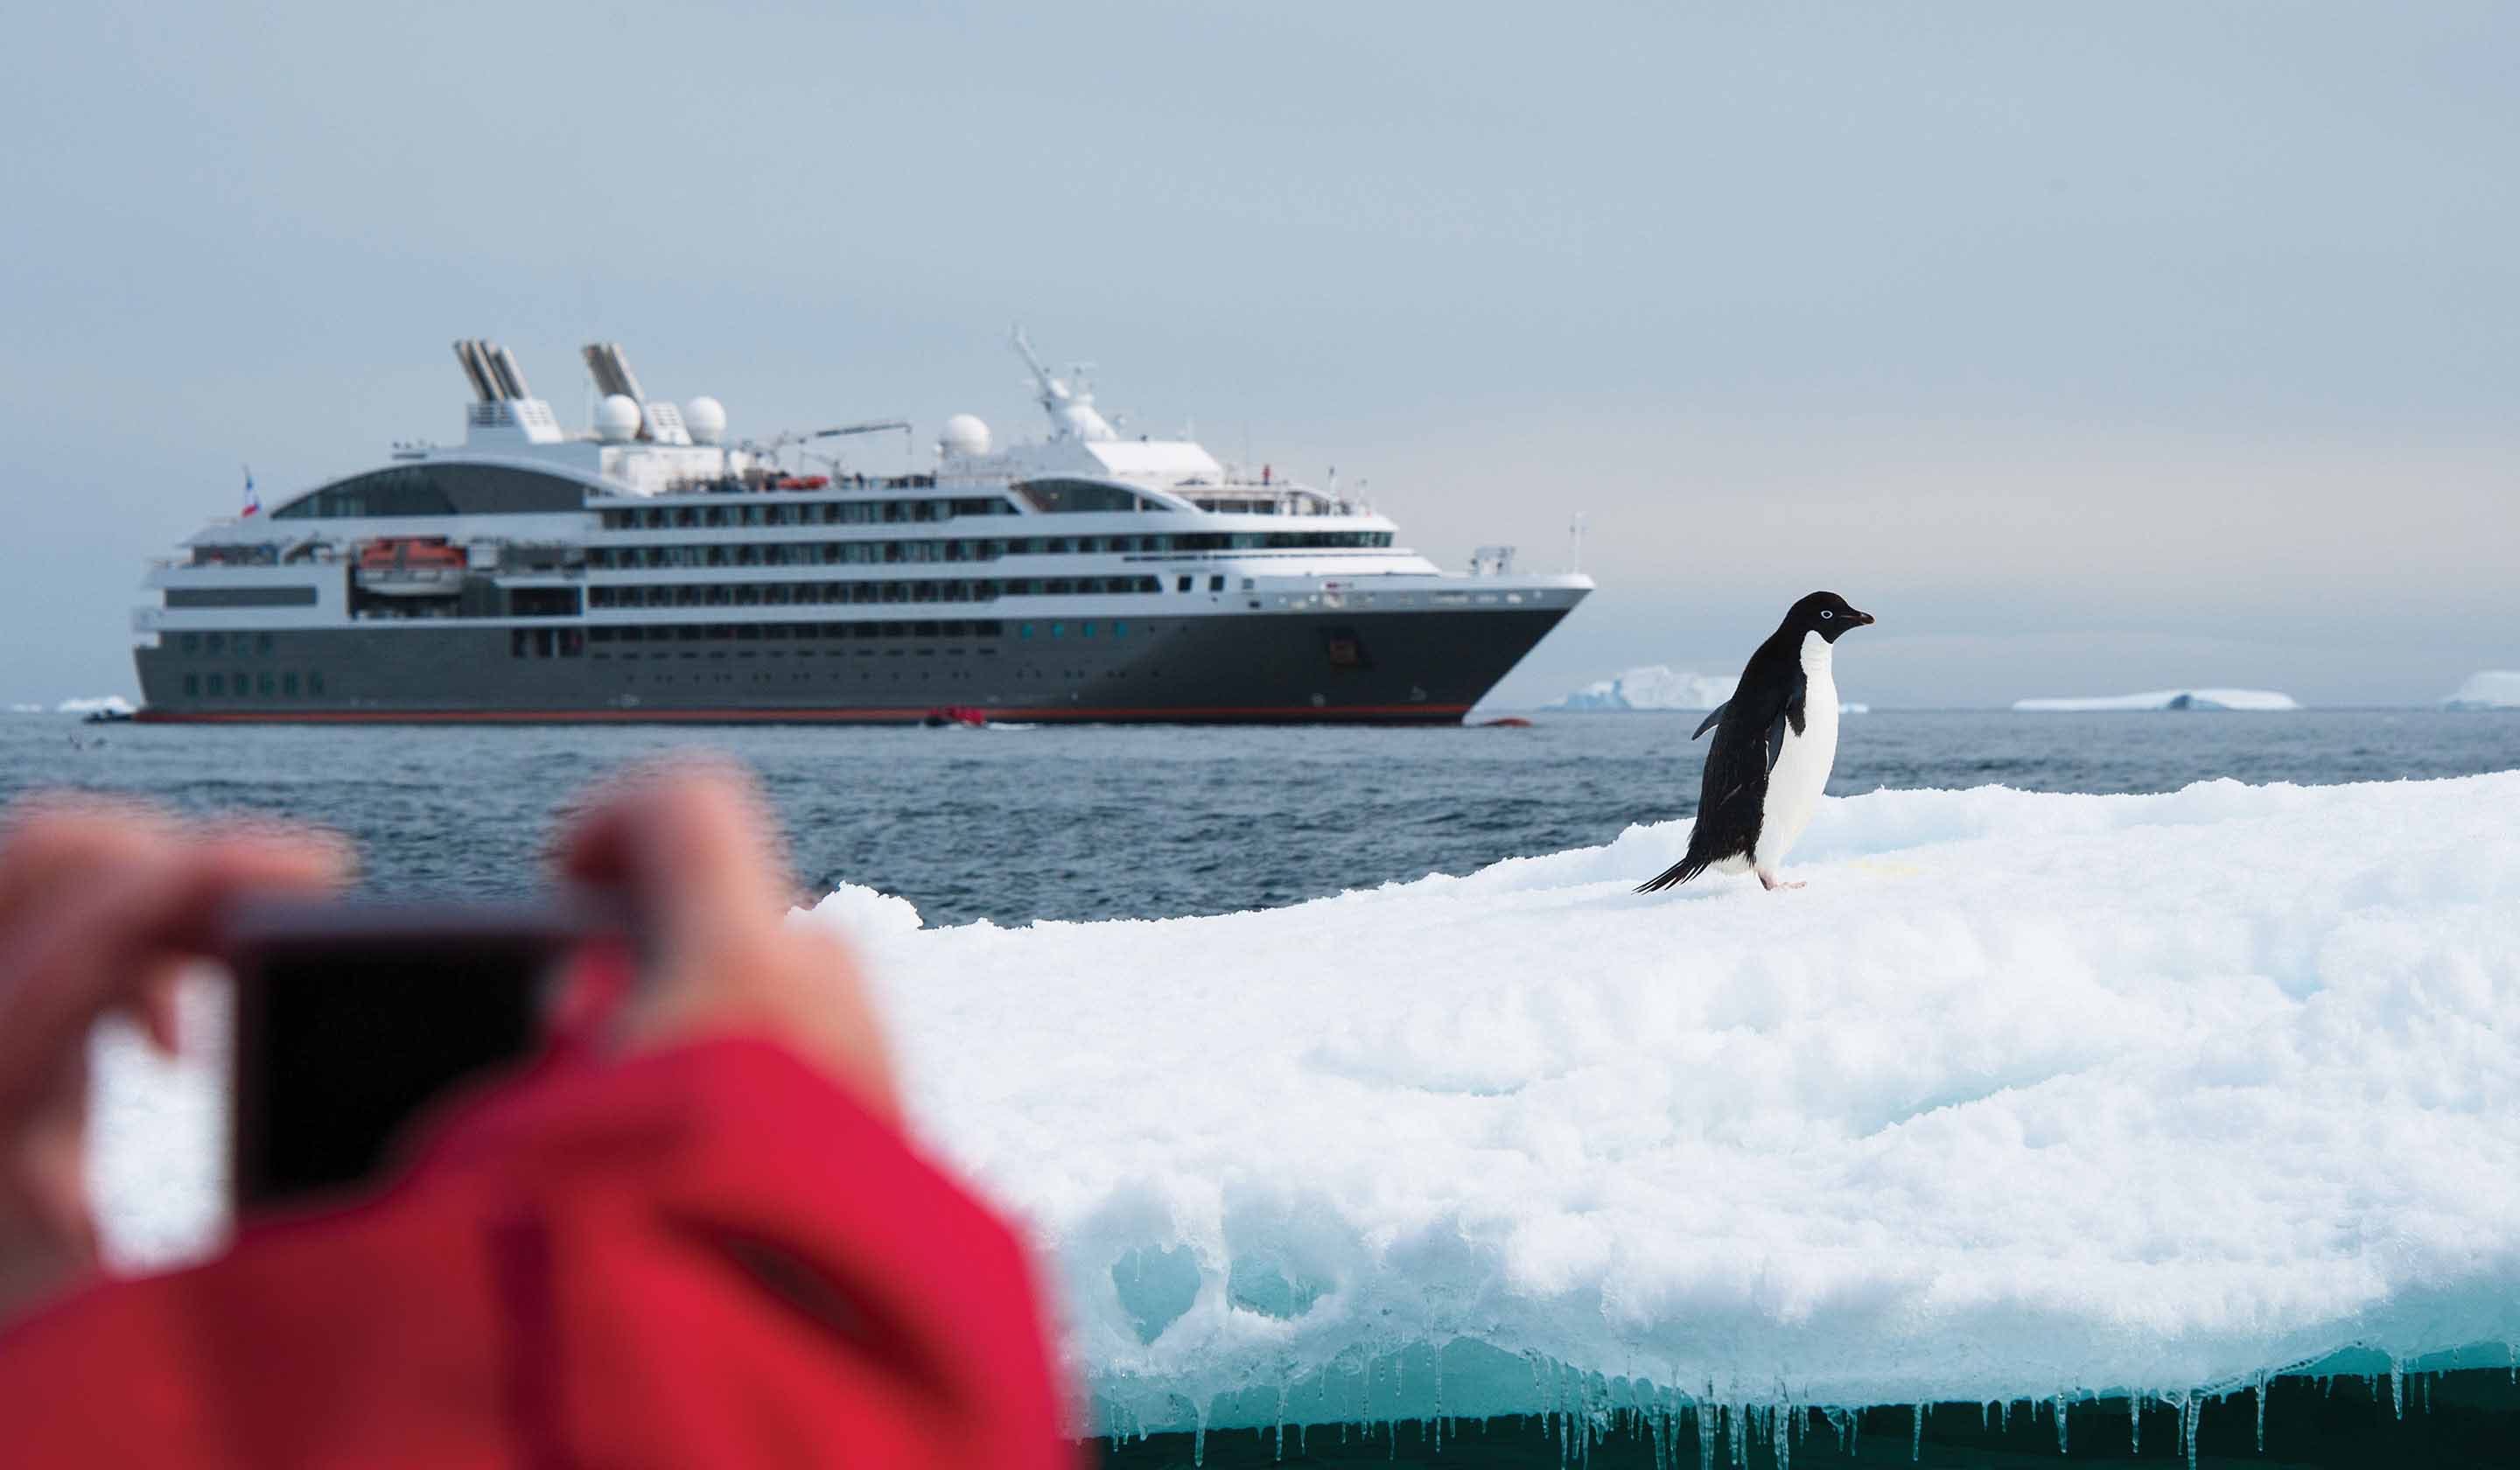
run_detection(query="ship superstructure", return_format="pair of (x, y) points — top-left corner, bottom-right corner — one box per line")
(132, 336), (1591, 723)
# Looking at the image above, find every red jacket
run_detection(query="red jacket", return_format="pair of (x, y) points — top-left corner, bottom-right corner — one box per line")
(0, 1039), (1077, 1467)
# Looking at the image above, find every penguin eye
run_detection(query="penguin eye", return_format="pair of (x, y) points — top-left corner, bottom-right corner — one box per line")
(1820, 610), (1834, 620)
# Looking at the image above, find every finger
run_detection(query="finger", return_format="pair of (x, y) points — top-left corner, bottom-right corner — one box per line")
(559, 758), (793, 944)
(0, 800), (178, 942)
(0, 834), (350, 1111)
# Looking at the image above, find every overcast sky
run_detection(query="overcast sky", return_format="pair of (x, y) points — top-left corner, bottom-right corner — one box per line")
(5, 2), (2513, 708)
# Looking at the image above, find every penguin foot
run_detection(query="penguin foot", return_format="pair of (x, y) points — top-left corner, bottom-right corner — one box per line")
(1756, 871), (1805, 892)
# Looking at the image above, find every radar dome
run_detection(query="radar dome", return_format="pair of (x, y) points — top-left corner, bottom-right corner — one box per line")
(592, 395), (642, 443)
(938, 413), (991, 458)
(683, 396), (728, 445)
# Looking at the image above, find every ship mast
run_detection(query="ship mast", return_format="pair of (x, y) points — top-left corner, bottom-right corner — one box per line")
(1011, 326), (1117, 443)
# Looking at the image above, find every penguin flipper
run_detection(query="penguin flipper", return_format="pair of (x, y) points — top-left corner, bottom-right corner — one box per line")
(1691, 702), (1728, 739)
(1765, 669), (1809, 771)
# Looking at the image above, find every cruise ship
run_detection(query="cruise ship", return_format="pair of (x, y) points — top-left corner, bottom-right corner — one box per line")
(131, 336), (1592, 724)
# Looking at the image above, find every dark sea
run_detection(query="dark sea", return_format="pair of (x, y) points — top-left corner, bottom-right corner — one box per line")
(8, 710), (2512, 928)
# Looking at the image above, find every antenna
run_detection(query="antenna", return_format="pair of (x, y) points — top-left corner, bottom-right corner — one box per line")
(1568, 512), (1588, 573)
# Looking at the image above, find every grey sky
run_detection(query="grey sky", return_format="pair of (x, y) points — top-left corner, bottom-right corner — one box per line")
(5, 2), (2513, 708)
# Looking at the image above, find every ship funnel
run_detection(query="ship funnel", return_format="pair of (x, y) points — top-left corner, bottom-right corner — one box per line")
(489, 344), (532, 401)
(580, 342), (647, 405)
(453, 340), (499, 402)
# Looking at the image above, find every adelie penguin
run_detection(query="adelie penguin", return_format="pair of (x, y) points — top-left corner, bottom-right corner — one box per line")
(1638, 592), (1875, 894)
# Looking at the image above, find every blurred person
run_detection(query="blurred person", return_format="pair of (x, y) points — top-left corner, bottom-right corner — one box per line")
(0, 766), (1074, 1466)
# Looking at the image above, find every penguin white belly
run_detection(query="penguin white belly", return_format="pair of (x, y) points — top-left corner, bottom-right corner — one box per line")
(1753, 633), (1839, 874)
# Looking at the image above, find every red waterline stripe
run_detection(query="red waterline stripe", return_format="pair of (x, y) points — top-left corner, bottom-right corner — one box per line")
(133, 703), (1474, 724)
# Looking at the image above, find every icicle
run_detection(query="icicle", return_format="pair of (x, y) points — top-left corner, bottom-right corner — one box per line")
(2424, 1369), (2432, 1415)
(1274, 1380), (1287, 1462)
(2184, 1391), (2200, 1470)
(2390, 1357), (2403, 1419)
(1998, 1397), (2010, 1433)
(1911, 1403), (1924, 1462)
(2055, 1392), (2068, 1454)
(2132, 1390), (2144, 1454)
(2256, 1369), (2267, 1452)
(1193, 1402), (1209, 1470)
(1772, 1401), (1791, 1470)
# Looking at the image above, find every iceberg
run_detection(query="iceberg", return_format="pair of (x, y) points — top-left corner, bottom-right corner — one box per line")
(2445, 671), (2520, 710)
(54, 695), (136, 716)
(2012, 688), (2300, 712)
(1547, 666), (1736, 711)
(88, 773), (2520, 1440)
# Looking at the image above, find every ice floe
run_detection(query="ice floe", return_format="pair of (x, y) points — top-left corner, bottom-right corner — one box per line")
(2444, 671), (2520, 710)
(2012, 689), (2300, 712)
(800, 772), (2520, 1430)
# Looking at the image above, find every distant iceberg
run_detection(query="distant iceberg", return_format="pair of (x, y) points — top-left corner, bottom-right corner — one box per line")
(54, 695), (136, 716)
(2444, 671), (2520, 710)
(2013, 688), (2300, 712)
(1548, 665), (1735, 711)
(8, 704), (43, 715)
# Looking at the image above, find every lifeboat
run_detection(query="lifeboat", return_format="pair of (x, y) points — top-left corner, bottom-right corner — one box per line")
(773, 474), (830, 491)
(354, 537), (466, 596)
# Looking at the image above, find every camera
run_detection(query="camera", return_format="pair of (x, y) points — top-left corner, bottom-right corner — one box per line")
(220, 896), (631, 1214)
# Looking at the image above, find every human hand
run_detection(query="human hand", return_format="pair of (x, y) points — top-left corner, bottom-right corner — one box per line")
(558, 761), (898, 1117)
(0, 801), (348, 1321)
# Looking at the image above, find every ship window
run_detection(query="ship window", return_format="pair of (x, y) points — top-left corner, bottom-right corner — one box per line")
(1050, 622), (1064, 640)
(1018, 623), (1033, 640)
(309, 672), (325, 694)
(1080, 621), (1096, 639)
(270, 464), (584, 519)
(257, 633), (274, 654)
(255, 673), (272, 696)
(233, 668), (248, 692)
(179, 634), (199, 653)
(1208, 575), (1224, 592)
(1176, 576), (1191, 593)
(206, 674), (223, 696)
(282, 672), (298, 696)
(206, 632), (226, 654)
(1012, 480), (1147, 514)
(1113, 622), (1127, 639)
(184, 674), (199, 696)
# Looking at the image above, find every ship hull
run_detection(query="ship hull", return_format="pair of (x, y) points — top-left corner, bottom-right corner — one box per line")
(132, 607), (1566, 725)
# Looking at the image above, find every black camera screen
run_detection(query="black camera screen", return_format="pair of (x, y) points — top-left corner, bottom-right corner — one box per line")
(231, 938), (555, 1212)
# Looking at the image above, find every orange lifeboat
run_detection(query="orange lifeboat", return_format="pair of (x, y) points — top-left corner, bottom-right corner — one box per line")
(354, 537), (466, 596)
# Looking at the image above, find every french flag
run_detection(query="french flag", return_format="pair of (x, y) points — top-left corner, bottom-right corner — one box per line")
(242, 466), (259, 517)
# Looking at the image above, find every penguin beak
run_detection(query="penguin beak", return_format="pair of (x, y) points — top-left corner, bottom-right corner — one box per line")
(1851, 609), (1876, 626)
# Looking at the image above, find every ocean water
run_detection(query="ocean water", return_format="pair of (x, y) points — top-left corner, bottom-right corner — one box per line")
(5, 710), (2511, 928)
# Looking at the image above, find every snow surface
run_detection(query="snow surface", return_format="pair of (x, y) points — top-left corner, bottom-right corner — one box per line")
(89, 773), (2520, 1435)
(2445, 671), (2520, 710)
(1549, 667), (1735, 711)
(2013, 689), (2300, 712)
(54, 695), (136, 716)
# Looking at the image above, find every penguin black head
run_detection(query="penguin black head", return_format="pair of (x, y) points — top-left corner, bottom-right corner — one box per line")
(1785, 591), (1874, 643)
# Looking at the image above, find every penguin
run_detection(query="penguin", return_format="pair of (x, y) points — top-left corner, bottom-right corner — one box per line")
(1637, 591), (1873, 893)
